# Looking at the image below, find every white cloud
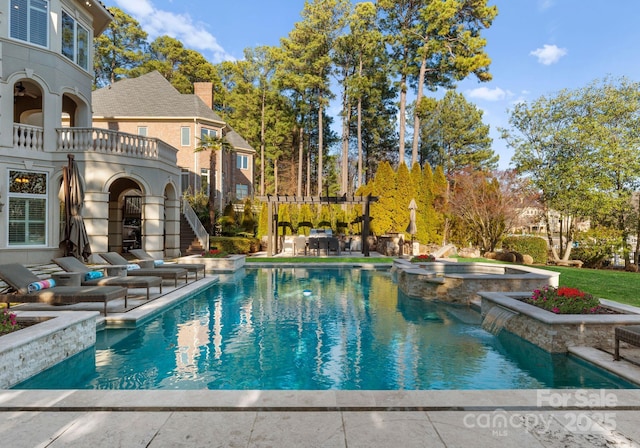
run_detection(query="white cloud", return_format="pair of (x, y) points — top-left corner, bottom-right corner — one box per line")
(114, 0), (235, 63)
(467, 87), (510, 101)
(539, 0), (554, 10)
(530, 44), (567, 65)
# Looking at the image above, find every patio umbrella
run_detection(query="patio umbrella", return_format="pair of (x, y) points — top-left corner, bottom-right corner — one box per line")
(59, 154), (91, 261)
(406, 198), (418, 237)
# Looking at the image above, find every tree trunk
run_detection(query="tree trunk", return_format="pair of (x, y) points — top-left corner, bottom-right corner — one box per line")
(318, 98), (324, 196)
(398, 71), (407, 166)
(298, 127), (304, 197)
(340, 83), (351, 195)
(357, 57), (363, 190)
(411, 56), (428, 166)
(260, 88), (266, 196)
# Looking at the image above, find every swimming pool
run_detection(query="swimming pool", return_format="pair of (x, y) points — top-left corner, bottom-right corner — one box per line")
(15, 267), (637, 390)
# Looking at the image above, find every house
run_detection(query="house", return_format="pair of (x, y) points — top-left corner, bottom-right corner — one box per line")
(0, 1), (188, 264)
(92, 71), (256, 213)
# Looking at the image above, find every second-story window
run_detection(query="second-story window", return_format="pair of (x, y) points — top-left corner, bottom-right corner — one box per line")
(201, 128), (217, 140)
(61, 10), (89, 70)
(237, 154), (248, 170)
(137, 126), (148, 136)
(10, 0), (49, 47)
(181, 127), (190, 146)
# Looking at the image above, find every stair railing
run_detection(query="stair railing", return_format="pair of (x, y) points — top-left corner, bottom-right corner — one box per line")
(181, 197), (210, 252)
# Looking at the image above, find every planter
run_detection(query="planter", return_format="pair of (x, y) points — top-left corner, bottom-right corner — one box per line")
(178, 254), (245, 273)
(480, 291), (640, 353)
(0, 311), (98, 388)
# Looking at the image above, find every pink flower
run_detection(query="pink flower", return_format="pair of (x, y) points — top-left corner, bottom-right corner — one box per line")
(552, 307), (560, 313)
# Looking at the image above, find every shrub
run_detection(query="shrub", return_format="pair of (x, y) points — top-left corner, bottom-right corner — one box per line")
(210, 236), (260, 254)
(502, 236), (547, 264)
(572, 227), (624, 268)
(524, 286), (601, 314)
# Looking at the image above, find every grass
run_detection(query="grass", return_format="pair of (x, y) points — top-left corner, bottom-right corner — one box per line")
(246, 257), (394, 263)
(536, 265), (640, 307)
(453, 257), (640, 307)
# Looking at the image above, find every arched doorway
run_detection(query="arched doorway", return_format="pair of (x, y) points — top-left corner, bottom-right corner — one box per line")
(108, 178), (144, 253)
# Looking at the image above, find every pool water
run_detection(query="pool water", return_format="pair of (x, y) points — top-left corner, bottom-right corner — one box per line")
(15, 267), (637, 390)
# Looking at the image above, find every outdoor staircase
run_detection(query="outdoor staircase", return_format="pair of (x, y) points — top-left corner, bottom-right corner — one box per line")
(180, 214), (205, 255)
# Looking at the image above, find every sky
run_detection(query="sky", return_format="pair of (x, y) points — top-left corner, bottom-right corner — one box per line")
(102, 0), (640, 170)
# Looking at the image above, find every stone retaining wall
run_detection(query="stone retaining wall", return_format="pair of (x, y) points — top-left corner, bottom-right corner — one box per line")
(0, 311), (98, 388)
(480, 292), (640, 353)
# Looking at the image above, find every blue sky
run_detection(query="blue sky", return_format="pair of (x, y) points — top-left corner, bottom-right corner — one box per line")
(103, 0), (640, 170)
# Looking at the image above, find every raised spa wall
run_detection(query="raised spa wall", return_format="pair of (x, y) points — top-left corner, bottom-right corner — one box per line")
(393, 259), (559, 305)
(177, 254), (246, 273)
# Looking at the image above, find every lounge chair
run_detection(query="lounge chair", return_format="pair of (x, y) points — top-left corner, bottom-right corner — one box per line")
(53, 257), (163, 300)
(0, 263), (127, 316)
(99, 252), (188, 287)
(128, 249), (206, 280)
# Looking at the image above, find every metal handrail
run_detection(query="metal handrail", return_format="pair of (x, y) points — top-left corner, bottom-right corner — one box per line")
(181, 197), (209, 251)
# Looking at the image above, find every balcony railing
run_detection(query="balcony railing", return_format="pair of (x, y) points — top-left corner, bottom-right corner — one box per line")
(10, 124), (177, 164)
(13, 124), (44, 151)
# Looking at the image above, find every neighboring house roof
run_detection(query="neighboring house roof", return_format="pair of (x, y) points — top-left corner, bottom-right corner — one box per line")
(92, 71), (225, 124)
(225, 128), (256, 154)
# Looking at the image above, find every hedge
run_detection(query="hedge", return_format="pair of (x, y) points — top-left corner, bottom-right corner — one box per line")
(501, 236), (547, 264)
(210, 236), (260, 254)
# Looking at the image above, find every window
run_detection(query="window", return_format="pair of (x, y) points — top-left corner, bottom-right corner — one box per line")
(61, 10), (89, 70)
(181, 127), (190, 146)
(181, 169), (190, 193)
(10, 0), (49, 47)
(201, 128), (217, 140)
(137, 126), (148, 136)
(7, 170), (47, 246)
(236, 184), (249, 200)
(237, 154), (248, 170)
(200, 168), (210, 195)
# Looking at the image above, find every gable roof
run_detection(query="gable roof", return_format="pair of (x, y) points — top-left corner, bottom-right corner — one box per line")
(92, 71), (224, 124)
(225, 128), (255, 153)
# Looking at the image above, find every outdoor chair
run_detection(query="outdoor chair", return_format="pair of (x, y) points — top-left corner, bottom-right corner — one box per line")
(53, 257), (163, 300)
(294, 236), (307, 256)
(328, 237), (341, 255)
(308, 238), (320, 256)
(99, 252), (189, 287)
(0, 263), (127, 316)
(128, 249), (206, 280)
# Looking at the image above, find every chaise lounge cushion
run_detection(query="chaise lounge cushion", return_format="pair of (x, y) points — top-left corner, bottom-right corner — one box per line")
(53, 257), (163, 300)
(0, 263), (127, 315)
(98, 252), (188, 286)
(129, 249), (206, 279)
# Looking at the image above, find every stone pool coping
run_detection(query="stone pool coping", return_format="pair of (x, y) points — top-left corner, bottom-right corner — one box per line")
(2, 388), (640, 411)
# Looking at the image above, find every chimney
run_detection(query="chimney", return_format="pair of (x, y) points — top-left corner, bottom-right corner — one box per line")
(194, 82), (213, 109)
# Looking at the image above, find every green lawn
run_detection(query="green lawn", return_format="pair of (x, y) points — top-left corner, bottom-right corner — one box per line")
(536, 265), (640, 307)
(454, 257), (640, 307)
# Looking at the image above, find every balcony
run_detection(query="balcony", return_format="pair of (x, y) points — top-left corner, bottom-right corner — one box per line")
(11, 124), (177, 163)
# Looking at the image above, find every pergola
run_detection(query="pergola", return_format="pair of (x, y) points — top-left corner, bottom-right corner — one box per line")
(256, 194), (378, 256)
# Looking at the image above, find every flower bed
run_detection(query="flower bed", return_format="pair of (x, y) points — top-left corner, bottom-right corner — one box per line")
(525, 286), (602, 314)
